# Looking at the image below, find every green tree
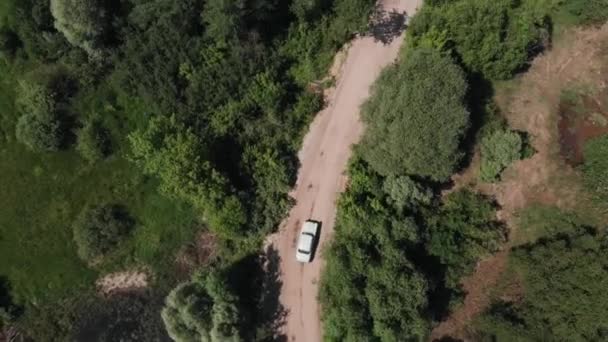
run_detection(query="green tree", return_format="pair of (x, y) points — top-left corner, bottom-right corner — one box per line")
(583, 135), (608, 201)
(479, 129), (523, 182)
(425, 190), (504, 289)
(408, 0), (549, 79)
(162, 271), (241, 342)
(477, 226), (608, 341)
(50, 0), (109, 57)
(320, 158), (429, 341)
(72, 204), (134, 262)
(128, 115), (246, 238)
(76, 117), (112, 162)
(360, 48), (469, 181)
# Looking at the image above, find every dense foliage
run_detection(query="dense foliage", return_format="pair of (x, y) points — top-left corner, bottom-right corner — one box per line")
(477, 222), (608, 341)
(360, 48), (469, 181)
(162, 270), (241, 342)
(408, 0), (550, 79)
(479, 129), (523, 182)
(72, 204), (134, 262)
(583, 135), (608, 201)
(425, 190), (505, 290)
(320, 158), (429, 341)
(76, 117), (112, 162)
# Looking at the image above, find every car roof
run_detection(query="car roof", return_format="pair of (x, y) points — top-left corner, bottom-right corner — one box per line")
(297, 233), (314, 252)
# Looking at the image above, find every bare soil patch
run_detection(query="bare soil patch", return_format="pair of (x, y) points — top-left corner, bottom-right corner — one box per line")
(96, 270), (149, 296)
(432, 24), (608, 341)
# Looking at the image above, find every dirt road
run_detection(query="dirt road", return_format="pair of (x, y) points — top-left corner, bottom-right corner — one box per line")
(268, 1), (421, 341)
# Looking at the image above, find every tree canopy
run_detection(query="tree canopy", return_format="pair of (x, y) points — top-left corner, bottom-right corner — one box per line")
(360, 48), (469, 181)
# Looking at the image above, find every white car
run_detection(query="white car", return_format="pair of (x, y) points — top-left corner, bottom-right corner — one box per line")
(296, 220), (320, 263)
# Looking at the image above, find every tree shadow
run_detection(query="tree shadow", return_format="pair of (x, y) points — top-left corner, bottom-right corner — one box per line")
(256, 246), (288, 342)
(367, 6), (408, 45)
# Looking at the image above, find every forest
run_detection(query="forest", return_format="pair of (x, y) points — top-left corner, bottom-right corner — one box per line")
(320, 0), (608, 341)
(0, 0), (376, 340)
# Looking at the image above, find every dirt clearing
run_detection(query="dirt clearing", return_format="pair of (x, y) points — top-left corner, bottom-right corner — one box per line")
(266, 1), (422, 341)
(432, 23), (608, 340)
(96, 270), (148, 296)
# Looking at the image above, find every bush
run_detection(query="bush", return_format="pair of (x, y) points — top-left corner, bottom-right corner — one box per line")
(72, 204), (134, 262)
(161, 270), (241, 342)
(76, 118), (111, 162)
(561, 0), (608, 26)
(360, 48), (469, 181)
(15, 110), (63, 152)
(382, 175), (433, 210)
(408, 0), (549, 79)
(479, 129), (523, 182)
(582, 134), (608, 201)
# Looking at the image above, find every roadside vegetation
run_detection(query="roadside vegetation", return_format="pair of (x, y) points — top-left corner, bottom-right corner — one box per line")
(0, 0), (376, 339)
(320, 0), (608, 341)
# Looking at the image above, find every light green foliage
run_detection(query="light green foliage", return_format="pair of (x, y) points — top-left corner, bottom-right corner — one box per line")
(479, 129), (523, 182)
(320, 158), (429, 341)
(129, 115), (246, 239)
(425, 190), (504, 289)
(360, 48), (469, 181)
(76, 117), (111, 162)
(72, 204), (134, 262)
(583, 135), (608, 201)
(477, 226), (608, 341)
(50, 0), (108, 56)
(409, 0), (549, 79)
(162, 271), (241, 342)
(382, 175), (433, 210)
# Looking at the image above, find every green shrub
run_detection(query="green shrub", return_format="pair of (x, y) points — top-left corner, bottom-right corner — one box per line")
(72, 204), (134, 262)
(582, 134), (608, 201)
(425, 190), (505, 289)
(76, 118), (111, 162)
(477, 226), (608, 341)
(382, 175), (433, 210)
(479, 129), (523, 182)
(161, 270), (241, 342)
(320, 159), (429, 341)
(560, 0), (608, 26)
(409, 0), (549, 79)
(0, 27), (20, 57)
(15, 110), (63, 152)
(360, 47), (469, 181)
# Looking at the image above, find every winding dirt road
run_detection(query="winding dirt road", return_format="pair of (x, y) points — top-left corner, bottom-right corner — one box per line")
(268, 1), (421, 341)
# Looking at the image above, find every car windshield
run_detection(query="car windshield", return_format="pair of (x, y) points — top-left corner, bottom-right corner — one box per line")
(297, 248), (310, 254)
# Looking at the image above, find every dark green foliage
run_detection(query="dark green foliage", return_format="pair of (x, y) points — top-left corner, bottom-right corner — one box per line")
(360, 48), (469, 181)
(477, 226), (608, 341)
(582, 135), (608, 201)
(76, 117), (111, 162)
(479, 129), (524, 182)
(14, 67), (76, 151)
(408, 0), (549, 79)
(161, 270), (241, 342)
(50, 0), (110, 57)
(560, 0), (608, 26)
(320, 158), (429, 341)
(0, 277), (20, 330)
(72, 204), (134, 262)
(73, 293), (169, 342)
(0, 27), (20, 57)
(425, 190), (504, 289)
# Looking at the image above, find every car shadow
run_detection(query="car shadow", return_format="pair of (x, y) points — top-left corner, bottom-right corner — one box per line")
(309, 220), (322, 262)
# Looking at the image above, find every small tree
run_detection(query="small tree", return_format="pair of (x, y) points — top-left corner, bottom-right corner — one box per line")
(382, 175), (433, 210)
(72, 204), (134, 262)
(479, 129), (523, 182)
(77, 118), (111, 162)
